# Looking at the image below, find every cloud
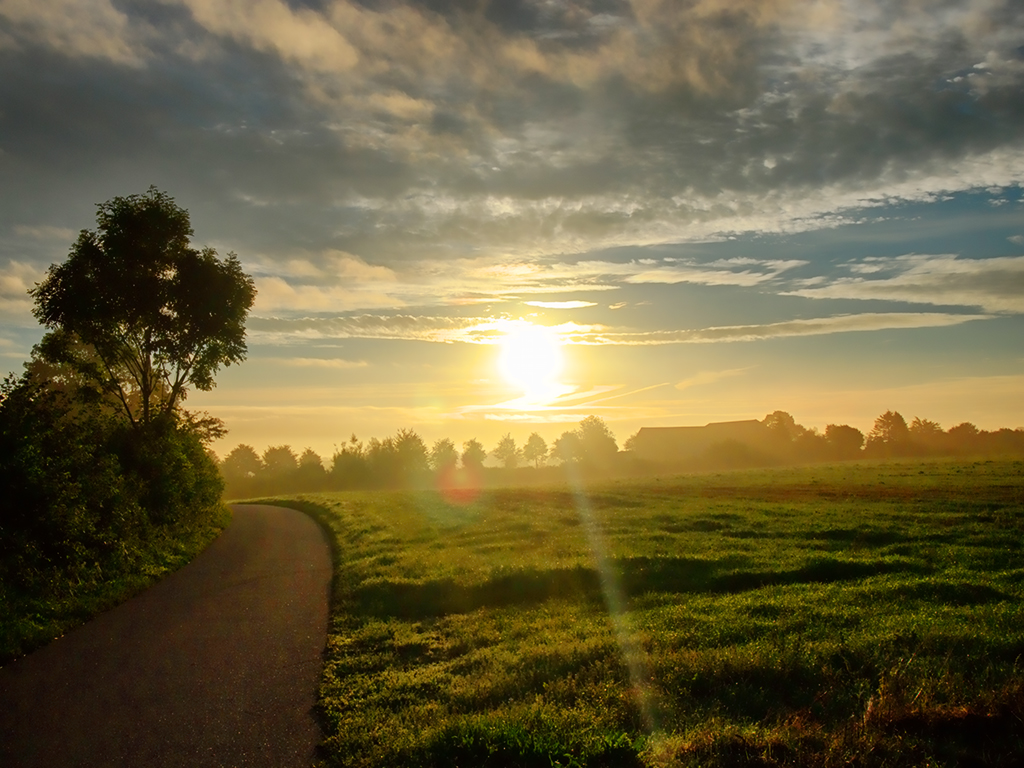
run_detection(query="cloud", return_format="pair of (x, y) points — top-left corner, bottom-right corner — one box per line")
(0, 260), (41, 317)
(4, 0), (1024, 273)
(249, 310), (989, 347)
(0, 0), (144, 64)
(787, 254), (1024, 313)
(675, 368), (753, 391)
(1009, 235), (1024, 246)
(601, 312), (990, 345)
(626, 259), (807, 286)
(524, 300), (598, 309)
(13, 224), (76, 241)
(267, 356), (368, 370)
(176, 0), (359, 73)
(253, 276), (404, 313)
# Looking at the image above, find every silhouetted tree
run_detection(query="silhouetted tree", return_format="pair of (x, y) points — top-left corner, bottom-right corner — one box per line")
(947, 422), (981, 455)
(262, 445), (298, 491)
(909, 417), (944, 453)
(221, 444), (262, 496)
(492, 433), (522, 469)
(430, 438), (459, 472)
(763, 410), (803, 442)
(394, 429), (429, 486)
(296, 448), (327, 491)
(866, 410), (910, 457)
(461, 439), (487, 470)
(552, 430), (582, 465)
(792, 427), (828, 460)
(576, 415), (618, 468)
(622, 431), (641, 453)
(824, 424), (864, 459)
(330, 435), (367, 489)
(523, 432), (548, 468)
(30, 187), (256, 429)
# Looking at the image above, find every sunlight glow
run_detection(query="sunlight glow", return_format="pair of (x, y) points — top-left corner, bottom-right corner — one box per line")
(498, 322), (565, 403)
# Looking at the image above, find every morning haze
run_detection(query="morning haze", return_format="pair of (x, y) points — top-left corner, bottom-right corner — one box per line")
(1, 0), (1023, 460)
(3, 2), (1024, 765)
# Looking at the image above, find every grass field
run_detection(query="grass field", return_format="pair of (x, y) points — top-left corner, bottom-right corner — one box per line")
(269, 459), (1024, 767)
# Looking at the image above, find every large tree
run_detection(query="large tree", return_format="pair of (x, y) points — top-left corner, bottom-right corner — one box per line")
(30, 187), (256, 428)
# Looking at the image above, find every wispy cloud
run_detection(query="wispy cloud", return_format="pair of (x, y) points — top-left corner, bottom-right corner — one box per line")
(675, 368), (753, 391)
(13, 224), (77, 241)
(266, 356), (368, 370)
(0, 0), (144, 64)
(250, 310), (990, 346)
(787, 254), (1024, 313)
(524, 300), (598, 309)
(0, 261), (41, 317)
(598, 312), (990, 345)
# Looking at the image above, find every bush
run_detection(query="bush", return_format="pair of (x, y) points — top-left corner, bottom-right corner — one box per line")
(0, 373), (223, 589)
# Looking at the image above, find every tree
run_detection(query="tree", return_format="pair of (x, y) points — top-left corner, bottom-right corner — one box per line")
(221, 444), (262, 496)
(330, 435), (367, 489)
(622, 431), (641, 452)
(824, 424), (864, 459)
(30, 187), (256, 429)
(909, 417), (943, 440)
(522, 432), (548, 468)
(576, 415), (618, 467)
(430, 438), (459, 472)
(394, 428), (429, 485)
(551, 430), (582, 465)
(763, 410), (803, 442)
(262, 445), (298, 490)
(296, 448), (327, 491)
(866, 410), (910, 457)
(947, 422), (980, 454)
(492, 433), (522, 469)
(461, 439), (487, 469)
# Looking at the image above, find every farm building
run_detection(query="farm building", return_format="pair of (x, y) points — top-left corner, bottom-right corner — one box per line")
(629, 419), (773, 464)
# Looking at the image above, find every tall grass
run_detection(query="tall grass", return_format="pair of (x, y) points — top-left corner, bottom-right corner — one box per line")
(270, 458), (1024, 767)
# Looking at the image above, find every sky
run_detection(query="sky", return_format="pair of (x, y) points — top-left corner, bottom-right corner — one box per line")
(1, 0), (1023, 460)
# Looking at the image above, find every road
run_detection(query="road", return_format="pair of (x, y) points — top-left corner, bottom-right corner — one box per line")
(0, 504), (331, 767)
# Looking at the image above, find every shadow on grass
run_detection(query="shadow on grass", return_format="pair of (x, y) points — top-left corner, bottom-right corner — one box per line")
(350, 555), (933, 620)
(406, 723), (643, 768)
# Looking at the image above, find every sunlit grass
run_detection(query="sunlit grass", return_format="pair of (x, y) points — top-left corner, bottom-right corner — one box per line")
(268, 458), (1024, 767)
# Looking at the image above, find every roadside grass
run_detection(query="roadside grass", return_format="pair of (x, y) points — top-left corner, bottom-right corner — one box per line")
(0, 506), (230, 665)
(268, 458), (1024, 767)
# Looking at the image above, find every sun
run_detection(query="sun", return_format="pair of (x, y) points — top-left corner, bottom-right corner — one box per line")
(498, 323), (564, 401)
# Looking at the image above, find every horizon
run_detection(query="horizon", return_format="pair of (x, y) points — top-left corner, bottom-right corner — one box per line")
(2, 1), (1023, 460)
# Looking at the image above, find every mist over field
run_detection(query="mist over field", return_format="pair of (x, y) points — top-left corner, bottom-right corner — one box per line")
(2, 0), (1023, 455)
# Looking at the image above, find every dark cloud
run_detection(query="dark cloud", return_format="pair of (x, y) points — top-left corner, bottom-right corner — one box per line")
(1, 0), (1022, 277)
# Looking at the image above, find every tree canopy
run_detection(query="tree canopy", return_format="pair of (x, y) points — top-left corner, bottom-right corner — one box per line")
(30, 187), (256, 428)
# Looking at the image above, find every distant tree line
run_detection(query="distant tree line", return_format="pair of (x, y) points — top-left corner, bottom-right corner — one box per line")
(220, 415), (621, 498)
(757, 409), (1024, 462)
(221, 409), (1024, 498)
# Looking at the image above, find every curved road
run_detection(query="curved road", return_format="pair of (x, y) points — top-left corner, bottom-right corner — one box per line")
(0, 504), (331, 768)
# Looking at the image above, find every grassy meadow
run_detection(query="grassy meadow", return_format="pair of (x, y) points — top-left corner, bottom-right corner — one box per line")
(267, 459), (1024, 767)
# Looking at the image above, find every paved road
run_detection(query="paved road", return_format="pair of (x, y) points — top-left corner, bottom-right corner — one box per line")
(0, 504), (332, 767)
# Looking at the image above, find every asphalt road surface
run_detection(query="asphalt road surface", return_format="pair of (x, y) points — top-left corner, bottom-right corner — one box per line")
(0, 504), (332, 767)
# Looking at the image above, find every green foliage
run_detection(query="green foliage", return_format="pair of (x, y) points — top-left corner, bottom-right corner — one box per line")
(30, 187), (256, 427)
(1, 187), (247, 663)
(270, 459), (1024, 767)
(0, 373), (227, 662)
